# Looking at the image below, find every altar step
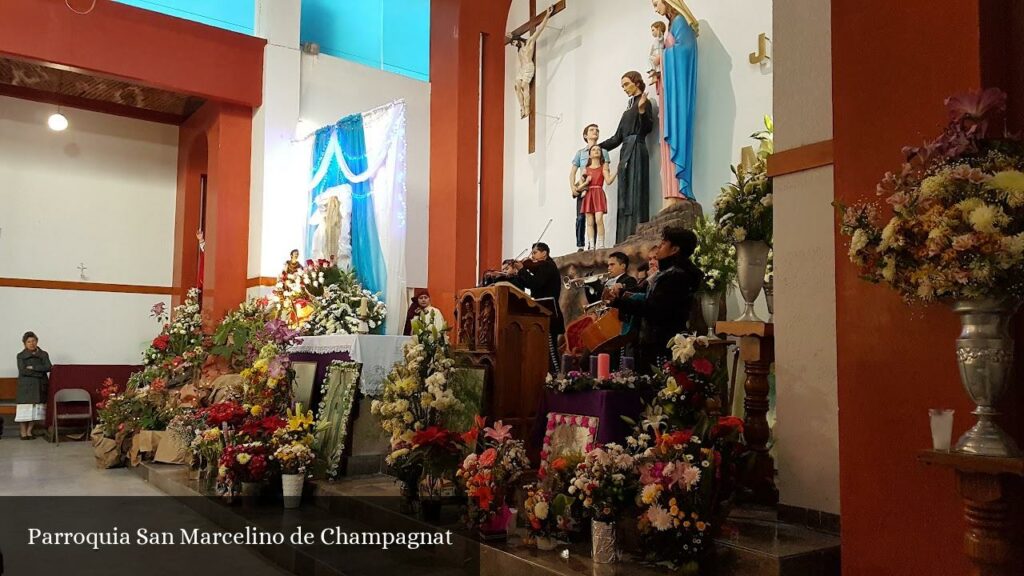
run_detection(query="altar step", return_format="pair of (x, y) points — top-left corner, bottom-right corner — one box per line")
(135, 464), (840, 576)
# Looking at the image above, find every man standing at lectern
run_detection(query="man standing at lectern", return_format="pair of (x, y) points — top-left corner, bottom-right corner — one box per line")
(514, 243), (564, 371)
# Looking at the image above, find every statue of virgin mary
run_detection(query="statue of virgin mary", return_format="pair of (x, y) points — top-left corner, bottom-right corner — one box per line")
(308, 184), (353, 269)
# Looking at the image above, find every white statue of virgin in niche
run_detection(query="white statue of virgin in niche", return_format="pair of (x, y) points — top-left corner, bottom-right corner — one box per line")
(309, 184), (353, 269)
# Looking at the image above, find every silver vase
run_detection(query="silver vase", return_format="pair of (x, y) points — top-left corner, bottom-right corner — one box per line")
(701, 292), (721, 337)
(764, 278), (774, 323)
(734, 240), (770, 322)
(591, 520), (617, 564)
(952, 298), (1021, 457)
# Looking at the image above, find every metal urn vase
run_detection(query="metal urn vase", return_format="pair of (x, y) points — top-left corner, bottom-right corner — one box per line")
(764, 278), (774, 322)
(701, 293), (721, 337)
(734, 240), (770, 322)
(952, 298), (1021, 457)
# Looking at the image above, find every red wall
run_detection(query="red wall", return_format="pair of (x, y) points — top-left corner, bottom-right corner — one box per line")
(428, 0), (512, 320)
(833, 1), (1022, 574)
(0, 0), (265, 107)
(173, 102), (253, 324)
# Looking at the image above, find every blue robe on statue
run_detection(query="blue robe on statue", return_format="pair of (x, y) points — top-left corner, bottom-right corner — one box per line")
(663, 15), (697, 200)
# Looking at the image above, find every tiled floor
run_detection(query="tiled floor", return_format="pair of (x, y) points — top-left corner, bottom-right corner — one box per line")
(0, 434), (162, 496)
(0, 434), (293, 575)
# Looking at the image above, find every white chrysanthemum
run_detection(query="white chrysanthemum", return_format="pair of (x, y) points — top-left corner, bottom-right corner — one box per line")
(988, 170), (1024, 207)
(919, 174), (950, 198)
(878, 219), (898, 251)
(848, 228), (869, 257)
(646, 505), (674, 531)
(969, 203), (1007, 234)
(534, 501), (549, 520)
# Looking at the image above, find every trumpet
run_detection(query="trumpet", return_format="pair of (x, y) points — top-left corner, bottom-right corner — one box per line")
(563, 272), (608, 290)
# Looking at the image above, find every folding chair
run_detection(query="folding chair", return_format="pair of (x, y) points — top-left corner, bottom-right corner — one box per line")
(53, 388), (93, 445)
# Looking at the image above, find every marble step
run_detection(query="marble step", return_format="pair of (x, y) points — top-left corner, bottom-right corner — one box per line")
(135, 464), (840, 576)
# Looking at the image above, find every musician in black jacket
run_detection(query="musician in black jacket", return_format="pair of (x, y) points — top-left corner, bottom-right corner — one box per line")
(605, 227), (702, 374)
(515, 243), (564, 371)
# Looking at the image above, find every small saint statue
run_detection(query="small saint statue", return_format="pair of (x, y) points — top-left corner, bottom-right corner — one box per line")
(508, 6), (553, 120)
(284, 249), (303, 276)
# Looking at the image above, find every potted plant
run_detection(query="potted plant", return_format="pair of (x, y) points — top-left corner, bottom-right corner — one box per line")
(457, 418), (531, 540)
(714, 115), (773, 322)
(568, 443), (638, 563)
(839, 88), (1024, 456)
(691, 216), (738, 335)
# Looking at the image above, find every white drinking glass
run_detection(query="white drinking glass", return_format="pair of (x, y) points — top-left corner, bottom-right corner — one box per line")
(929, 409), (955, 451)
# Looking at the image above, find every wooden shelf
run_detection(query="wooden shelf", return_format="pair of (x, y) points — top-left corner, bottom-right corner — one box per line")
(917, 449), (1024, 476)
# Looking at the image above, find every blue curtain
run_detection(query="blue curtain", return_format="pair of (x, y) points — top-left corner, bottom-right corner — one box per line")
(308, 114), (387, 296)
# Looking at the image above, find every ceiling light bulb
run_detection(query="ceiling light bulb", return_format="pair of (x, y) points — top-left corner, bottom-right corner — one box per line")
(48, 113), (69, 131)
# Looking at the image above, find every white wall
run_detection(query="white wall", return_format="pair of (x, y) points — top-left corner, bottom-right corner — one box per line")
(772, 0), (838, 515)
(0, 96), (177, 375)
(503, 0), (773, 255)
(250, 0), (303, 282)
(296, 53), (431, 290)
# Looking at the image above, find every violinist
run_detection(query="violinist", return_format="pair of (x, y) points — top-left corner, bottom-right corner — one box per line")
(605, 227), (702, 374)
(480, 259), (525, 290)
(514, 243), (565, 371)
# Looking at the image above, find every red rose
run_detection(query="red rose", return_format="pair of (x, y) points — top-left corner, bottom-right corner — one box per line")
(152, 334), (170, 351)
(692, 358), (714, 376)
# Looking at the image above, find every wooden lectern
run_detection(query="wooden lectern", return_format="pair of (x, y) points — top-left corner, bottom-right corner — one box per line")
(454, 284), (551, 455)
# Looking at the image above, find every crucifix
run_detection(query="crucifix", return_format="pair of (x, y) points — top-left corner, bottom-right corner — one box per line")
(77, 262), (88, 280)
(506, 0), (566, 154)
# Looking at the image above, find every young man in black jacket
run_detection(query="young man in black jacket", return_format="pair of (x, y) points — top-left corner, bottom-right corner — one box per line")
(606, 227), (702, 374)
(515, 243), (565, 371)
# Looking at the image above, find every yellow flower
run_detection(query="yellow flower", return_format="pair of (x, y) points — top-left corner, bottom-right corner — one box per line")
(253, 358), (269, 372)
(968, 203), (1007, 234)
(683, 520), (691, 528)
(250, 405), (263, 417)
(420, 393), (435, 408)
(288, 409), (314, 431)
(240, 369), (252, 380)
(988, 170), (1024, 207)
(237, 453), (252, 465)
(920, 174), (951, 198)
(267, 378), (278, 389)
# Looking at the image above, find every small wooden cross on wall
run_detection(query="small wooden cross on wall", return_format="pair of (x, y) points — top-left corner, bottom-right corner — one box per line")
(506, 0), (566, 154)
(77, 262), (87, 280)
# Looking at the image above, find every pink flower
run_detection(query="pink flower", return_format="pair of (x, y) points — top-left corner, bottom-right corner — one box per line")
(478, 448), (498, 467)
(691, 358), (714, 376)
(945, 88), (1006, 124)
(484, 421), (513, 443)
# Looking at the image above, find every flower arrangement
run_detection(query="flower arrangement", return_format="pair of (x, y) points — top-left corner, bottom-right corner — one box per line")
(839, 88), (1024, 303)
(306, 278), (387, 335)
(273, 442), (316, 476)
(142, 288), (206, 385)
(545, 370), (651, 394)
(714, 115), (774, 244)
(524, 485), (576, 539)
(373, 327), (460, 451)
(219, 441), (269, 485)
(457, 418), (531, 526)
(642, 335), (722, 431)
(568, 443), (637, 523)
(633, 430), (715, 564)
(271, 259), (386, 333)
(211, 298), (275, 372)
(239, 342), (294, 415)
(692, 215), (738, 295)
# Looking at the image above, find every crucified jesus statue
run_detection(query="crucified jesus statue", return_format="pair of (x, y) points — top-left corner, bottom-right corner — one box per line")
(509, 6), (553, 120)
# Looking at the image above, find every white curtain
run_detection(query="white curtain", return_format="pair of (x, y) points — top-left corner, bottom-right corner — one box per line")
(362, 101), (408, 335)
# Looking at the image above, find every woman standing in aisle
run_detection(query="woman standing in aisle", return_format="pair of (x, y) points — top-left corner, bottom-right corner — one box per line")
(16, 331), (51, 440)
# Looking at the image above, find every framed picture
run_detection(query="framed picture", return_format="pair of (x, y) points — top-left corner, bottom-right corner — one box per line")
(315, 361), (361, 478)
(291, 361), (318, 410)
(540, 412), (599, 465)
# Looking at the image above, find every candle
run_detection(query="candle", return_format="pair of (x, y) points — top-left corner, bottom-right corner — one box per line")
(597, 353), (611, 380)
(589, 355), (599, 377)
(358, 297), (369, 316)
(561, 354), (573, 375)
(621, 356), (634, 372)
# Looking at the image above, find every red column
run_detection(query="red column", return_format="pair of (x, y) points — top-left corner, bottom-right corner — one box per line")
(428, 0), (511, 321)
(173, 102), (252, 325)
(832, 1), (1024, 574)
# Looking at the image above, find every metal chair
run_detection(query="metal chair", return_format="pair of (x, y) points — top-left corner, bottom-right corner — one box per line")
(53, 388), (93, 445)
